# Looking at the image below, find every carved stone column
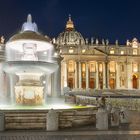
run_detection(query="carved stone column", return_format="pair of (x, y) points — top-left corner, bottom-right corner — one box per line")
(103, 62), (108, 89)
(75, 61), (78, 88)
(79, 62), (82, 88)
(64, 61), (67, 87)
(96, 62), (99, 89)
(86, 62), (89, 89)
(116, 62), (120, 89)
(127, 62), (132, 89)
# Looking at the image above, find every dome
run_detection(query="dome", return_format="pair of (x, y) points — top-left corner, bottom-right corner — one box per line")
(56, 15), (85, 46)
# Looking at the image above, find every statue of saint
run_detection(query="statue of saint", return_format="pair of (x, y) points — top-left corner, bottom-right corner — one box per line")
(0, 36), (5, 44)
(96, 39), (99, 45)
(126, 40), (130, 46)
(115, 40), (118, 46)
(102, 39), (105, 45)
(106, 39), (109, 45)
(91, 37), (94, 44)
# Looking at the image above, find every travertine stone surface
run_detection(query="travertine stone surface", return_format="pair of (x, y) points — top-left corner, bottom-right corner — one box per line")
(3, 108), (96, 130)
(1, 131), (140, 140)
(46, 109), (59, 131)
(0, 112), (5, 131)
(96, 108), (108, 130)
(111, 108), (120, 127)
(120, 107), (129, 124)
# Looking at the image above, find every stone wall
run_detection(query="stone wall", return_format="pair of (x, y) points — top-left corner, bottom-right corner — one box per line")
(71, 95), (140, 111)
(2, 108), (96, 130)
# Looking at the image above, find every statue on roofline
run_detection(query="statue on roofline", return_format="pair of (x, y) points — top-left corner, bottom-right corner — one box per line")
(0, 36), (5, 44)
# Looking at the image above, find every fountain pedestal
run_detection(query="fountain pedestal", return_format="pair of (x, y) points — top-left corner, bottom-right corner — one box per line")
(15, 86), (44, 105)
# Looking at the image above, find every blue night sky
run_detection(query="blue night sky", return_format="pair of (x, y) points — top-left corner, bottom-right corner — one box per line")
(0, 0), (140, 44)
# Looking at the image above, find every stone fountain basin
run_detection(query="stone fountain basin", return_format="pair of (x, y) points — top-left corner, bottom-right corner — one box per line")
(2, 61), (58, 74)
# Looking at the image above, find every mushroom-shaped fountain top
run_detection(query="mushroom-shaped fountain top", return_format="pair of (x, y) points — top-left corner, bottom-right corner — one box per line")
(6, 14), (53, 52)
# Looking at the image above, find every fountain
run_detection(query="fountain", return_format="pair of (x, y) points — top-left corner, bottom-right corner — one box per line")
(0, 14), (60, 106)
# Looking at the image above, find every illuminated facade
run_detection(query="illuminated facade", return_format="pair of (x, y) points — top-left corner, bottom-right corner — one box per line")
(0, 15), (139, 100)
(55, 16), (140, 92)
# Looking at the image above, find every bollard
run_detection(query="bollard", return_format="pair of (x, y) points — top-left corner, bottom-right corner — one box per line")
(96, 108), (108, 130)
(120, 107), (129, 124)
(0, 112), (5, 131)
(46, 109), (59, 131)
(111, 108), (119, 127)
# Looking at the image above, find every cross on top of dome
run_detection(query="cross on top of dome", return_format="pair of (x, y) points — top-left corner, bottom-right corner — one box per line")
(66, 14), (75, 31)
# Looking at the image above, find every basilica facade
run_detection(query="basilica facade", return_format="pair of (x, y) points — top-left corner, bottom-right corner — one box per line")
(55, 16), (140, 92)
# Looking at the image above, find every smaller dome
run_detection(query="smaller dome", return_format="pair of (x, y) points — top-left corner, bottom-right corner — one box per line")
(56, 15), (85, 46)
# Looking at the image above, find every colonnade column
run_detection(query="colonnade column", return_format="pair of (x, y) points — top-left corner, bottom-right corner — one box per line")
(103, 62), (108, 89)
(116, 62), (120, 89)
(63, 61), (67, 87)
(127, 62), (132, 89)
(86, 62), (89, 89)
(79, 62), (82, 88)
(96, 62), (99, 89)
(75, 61), (78, 88)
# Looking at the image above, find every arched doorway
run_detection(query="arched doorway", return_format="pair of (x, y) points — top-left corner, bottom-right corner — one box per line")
(132, 74), (138, 89)
(68, 78), (74, 89)
(109, 78), (115, 89)
(89, 78), (95, 89)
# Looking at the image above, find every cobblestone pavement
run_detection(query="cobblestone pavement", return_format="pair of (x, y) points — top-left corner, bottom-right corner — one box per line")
(1, 130), (140, 140)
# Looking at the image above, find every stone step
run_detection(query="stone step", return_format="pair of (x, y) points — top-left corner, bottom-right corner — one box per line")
(5, 113), (46, 117)
(6, 122), (46, 129)
(3, 108), (96, 130)
(6, 118), (46, 123)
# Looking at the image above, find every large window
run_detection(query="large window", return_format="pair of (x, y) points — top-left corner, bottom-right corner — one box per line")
(120, 51), (124, 55)
(133, 49), (137, 55)
(109, 61), (116, 72)
(68, 61), (74, 72)
(99, 63), (103, 72)
(98, 63), (103, 89)
(133, 63), (138, 72)
(81, 63), (86, 89)
(69, 49), (74, 53)
(68, 61), (75, 88)
(89, 62), (96, 72)
(110, 49), (114, 54)
(109, 61), (116, 89)
(89, 62), (96, 89)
